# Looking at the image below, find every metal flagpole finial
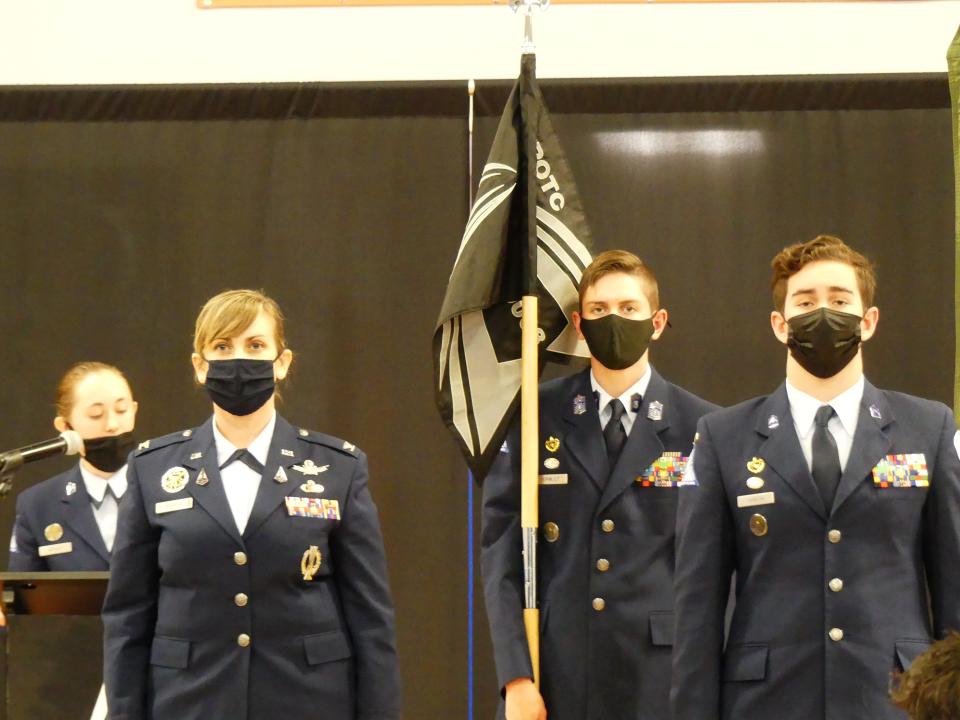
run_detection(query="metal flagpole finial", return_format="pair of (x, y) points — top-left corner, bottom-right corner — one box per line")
(508, 0), (549, 55)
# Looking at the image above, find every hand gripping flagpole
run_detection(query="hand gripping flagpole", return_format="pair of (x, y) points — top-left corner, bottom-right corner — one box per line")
(511, 0), (548, 691)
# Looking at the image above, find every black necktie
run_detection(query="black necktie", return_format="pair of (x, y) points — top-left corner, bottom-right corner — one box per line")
(221, 448), (265, 475)
(89, 484), (118, 511)
(603, 399), (628, 472)
(812, 405), (841, 510)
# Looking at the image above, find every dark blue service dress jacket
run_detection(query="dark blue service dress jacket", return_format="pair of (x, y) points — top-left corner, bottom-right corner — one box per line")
(672, 380), (960, 720)
(9, 466), (111, 571)
(102, 415), (400, 720)
(482, 367), (717, 720)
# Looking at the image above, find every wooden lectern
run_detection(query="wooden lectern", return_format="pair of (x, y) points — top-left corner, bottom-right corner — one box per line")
(0, 572), (109, 720)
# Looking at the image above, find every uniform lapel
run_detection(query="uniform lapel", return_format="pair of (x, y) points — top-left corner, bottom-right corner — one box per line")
(756, 384), (828, 521)
(831, 381), (893, 514)
(60, 467), (110, 563)
(597, 369), (669, 514)
(561, 370), (608, 492)
(243, 415), (301, 541)
(183, 419), (245, 547)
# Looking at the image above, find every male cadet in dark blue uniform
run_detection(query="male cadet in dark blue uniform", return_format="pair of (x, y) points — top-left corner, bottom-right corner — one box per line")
(672, 235), (960, 720)
(483, 250), (717, 720)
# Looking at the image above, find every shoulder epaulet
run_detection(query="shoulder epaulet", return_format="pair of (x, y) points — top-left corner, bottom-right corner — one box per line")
(295, 428), (359, 457)
(134, 428), (195, 457)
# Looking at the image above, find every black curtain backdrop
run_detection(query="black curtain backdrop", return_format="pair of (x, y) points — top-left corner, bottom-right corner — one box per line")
(0, 74), (951, 719)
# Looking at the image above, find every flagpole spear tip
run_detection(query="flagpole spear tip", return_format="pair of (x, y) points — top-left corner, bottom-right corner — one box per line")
(509, 0), (548, 55)
(468, 78), (476, 95)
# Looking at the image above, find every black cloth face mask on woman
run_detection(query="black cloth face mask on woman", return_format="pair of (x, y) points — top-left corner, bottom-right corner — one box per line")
(786, 307), (863, 379)
(202, 357), (278, 416)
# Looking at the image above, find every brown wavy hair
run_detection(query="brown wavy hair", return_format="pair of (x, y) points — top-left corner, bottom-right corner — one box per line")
(890, 633), (960, 720)
(770, 235), (876, 313)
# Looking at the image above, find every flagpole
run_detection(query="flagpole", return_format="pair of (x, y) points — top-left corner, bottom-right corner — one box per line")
(520, 292), (540, 689)
(512, 0), (546, 691)
(465, 76), (477, 720)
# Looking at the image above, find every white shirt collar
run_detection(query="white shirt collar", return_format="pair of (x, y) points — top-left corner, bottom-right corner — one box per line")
(212, 411), (276, 467)
(785, 375), (864, 438)
(78, 462), (128, 503)
(590, 365), (653, 421)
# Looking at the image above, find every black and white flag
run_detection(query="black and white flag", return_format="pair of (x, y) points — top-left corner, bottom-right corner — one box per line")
(434, 55), (594, 481)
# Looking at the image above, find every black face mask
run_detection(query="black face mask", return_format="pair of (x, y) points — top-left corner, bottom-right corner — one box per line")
(202, 358), (277, 416)
(82, 431), (137, 474)
(786, 308), (863, 379)
(580, 315), (655, 371)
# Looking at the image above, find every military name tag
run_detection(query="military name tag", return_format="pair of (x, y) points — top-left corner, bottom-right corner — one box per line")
(155, 498), (195, 514)
(872, 454), (929, 488)
(637, 452), (688, 488)
(38, 542), (73, 557)
(285, 496), (341, 520)
(538, 474), (568, 485)
(737, 491), (776, 508)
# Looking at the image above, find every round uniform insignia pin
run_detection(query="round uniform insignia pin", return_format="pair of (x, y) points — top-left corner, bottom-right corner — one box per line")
(749, 513), (768, 537)
(543, 522), (560, 543)
(44, 523), (63, 542)
(746, 476), (765, 490)
(161, 466), (190, 494)
(544, 457), (560, 470)
(747, 457), (765, 474)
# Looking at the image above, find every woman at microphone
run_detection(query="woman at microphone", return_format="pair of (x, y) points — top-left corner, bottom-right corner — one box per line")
(102, 289), (400, 720)
(8, 362), (138, 571)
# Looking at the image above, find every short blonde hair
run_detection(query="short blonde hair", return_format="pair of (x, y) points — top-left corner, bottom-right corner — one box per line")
(194, 289), (287, 355)
(579, 249), (659, 311)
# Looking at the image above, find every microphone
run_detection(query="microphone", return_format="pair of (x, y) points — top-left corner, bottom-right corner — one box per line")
(0, 431), (84, 473)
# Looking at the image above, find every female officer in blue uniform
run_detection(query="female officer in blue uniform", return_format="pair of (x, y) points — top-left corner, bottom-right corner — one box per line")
(102, 289), (400, 720)
(9, 361), (138, 571)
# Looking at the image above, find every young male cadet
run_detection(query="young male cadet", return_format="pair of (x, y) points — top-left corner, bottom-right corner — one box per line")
(672, 235), (960, 720)
(483, 250), (718, 720)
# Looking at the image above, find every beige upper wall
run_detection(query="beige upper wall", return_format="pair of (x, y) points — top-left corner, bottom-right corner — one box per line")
(1, 1), (956, 84)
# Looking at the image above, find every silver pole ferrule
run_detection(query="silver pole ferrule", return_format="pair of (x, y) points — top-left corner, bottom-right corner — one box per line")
(522, 526), (537, 609)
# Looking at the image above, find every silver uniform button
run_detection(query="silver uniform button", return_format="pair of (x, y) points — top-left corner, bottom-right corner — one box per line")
(237, 633), (251, 647)
(592, 597), (605, 612)
(234, 551), (248, 566)
(601, 519), (615, 533)
(234, 593), (248, 607)
(829, 578), (844, 593)
(829, 628), (844, 642)
(828, 529), (842, 544)
(596, 558), (610, 572)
